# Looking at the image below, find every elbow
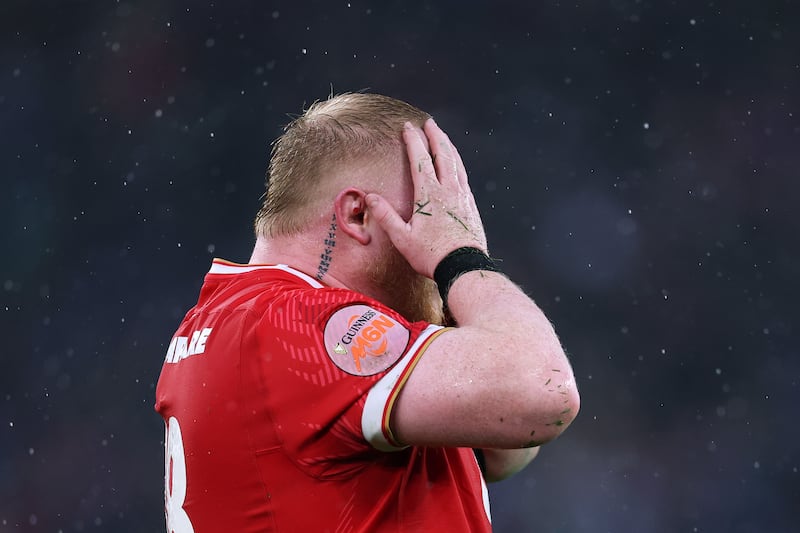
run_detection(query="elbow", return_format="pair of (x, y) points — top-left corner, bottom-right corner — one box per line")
(473, 341), (580, 448)
(557, 385), (580, 433)
(518, 372), (580, 446)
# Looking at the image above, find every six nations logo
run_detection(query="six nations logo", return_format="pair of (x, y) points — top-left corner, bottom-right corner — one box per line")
(323, 304), (410, 376)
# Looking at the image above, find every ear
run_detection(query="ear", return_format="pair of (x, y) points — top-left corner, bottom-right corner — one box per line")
(334, 188), (371, 246)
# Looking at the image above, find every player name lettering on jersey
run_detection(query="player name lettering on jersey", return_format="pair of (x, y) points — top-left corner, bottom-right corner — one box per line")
(164, 327), (213, 364)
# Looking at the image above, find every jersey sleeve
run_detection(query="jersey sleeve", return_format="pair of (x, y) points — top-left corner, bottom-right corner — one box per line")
(251, 286), (446, 477)
(361, 323), (446, 451)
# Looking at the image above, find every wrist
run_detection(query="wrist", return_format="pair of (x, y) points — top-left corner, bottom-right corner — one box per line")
(433, 247), (501, 310)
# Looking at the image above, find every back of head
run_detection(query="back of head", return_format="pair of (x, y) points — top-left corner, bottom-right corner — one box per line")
(254, 93), (430, 238)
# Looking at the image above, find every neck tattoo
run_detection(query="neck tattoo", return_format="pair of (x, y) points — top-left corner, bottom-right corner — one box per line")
(316, 214), (337, 280)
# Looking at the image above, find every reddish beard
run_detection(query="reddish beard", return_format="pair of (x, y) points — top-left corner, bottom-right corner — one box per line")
(368, 244), (444, 325)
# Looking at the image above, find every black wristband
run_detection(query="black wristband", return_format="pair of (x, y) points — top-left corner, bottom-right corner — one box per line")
(433, 247), (500, 309)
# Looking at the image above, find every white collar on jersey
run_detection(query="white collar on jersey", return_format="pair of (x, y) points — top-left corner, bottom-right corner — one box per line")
(208, 259), (324, 289)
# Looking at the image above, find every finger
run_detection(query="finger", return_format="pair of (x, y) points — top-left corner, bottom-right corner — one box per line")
(451, 141), (470, 190)
(365, 193), (410, 247)
(425, 119), (469, 190)
(439, 127), (469, 190)
(424, 119), (459, 187)
(403, 122), (438, 186)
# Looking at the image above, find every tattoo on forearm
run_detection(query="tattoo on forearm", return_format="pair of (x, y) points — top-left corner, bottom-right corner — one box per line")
(316, 214), (337, 280)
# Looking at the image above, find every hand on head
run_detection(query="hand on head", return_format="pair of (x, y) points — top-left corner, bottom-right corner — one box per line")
(365, 119), (489, 279)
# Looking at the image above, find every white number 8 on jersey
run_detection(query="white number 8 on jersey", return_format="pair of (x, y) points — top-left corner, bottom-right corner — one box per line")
(165, 417), (195, 533)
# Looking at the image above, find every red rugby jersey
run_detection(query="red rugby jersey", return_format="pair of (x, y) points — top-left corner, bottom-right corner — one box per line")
(155, 259), (492, 533)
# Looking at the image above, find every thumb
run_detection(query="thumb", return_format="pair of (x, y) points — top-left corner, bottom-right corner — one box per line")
(365, 193), (407, 242)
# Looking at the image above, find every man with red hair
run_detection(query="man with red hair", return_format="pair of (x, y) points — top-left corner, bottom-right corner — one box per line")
(156, 93), (579, 532)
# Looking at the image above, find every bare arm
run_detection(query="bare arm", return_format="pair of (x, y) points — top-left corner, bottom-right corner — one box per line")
(390, 269), (577, 448)
(479, 447), (540, 483)
(366, 119), (579, 455)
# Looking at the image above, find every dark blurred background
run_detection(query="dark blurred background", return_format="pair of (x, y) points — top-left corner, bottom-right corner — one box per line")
(2, 1), (798, 531)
